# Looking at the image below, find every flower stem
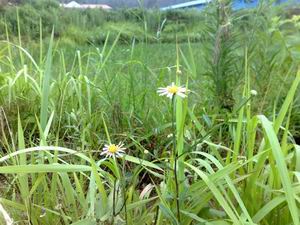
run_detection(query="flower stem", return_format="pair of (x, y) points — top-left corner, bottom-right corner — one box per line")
(122, 158), (128, 225)
(171, 96), (181, 223)
(112, 156), (120, 224)
(112, 178), (116, 224)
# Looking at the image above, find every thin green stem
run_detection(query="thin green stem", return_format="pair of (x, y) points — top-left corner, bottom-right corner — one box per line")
(122, 158), (128, 225)
(112, 155), (119, 224)
(171, 96), (181, 223)
(112, 178), (116, 221)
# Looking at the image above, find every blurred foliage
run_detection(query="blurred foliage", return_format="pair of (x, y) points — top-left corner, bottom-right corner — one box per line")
(0, 0), (229, 44)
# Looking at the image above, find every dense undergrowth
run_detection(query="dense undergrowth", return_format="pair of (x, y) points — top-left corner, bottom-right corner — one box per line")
(0, 0), (299, 45)
(0, 0), (300, 225)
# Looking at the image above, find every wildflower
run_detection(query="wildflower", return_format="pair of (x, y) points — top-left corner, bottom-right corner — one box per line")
(157, 82), (189, 99)
(144, 150), (149, 154)
(167, 133), (173, 138)
(250, 90), (258, 96)
(101, 142), (126, 158)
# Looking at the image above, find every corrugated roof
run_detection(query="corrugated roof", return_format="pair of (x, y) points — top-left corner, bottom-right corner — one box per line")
(60, 1), (112, 9)
(161, 0), (211, 10)
(80, 4), (112, 9)
(63, 1), (81, 8)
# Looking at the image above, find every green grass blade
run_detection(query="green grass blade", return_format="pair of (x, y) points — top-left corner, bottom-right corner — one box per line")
(184, 162), (240, 224)
(274, 70), (300, 133)
(0, 164), (91, 173)
(40, 29), (54, 131)
(258, 115), (299, 225)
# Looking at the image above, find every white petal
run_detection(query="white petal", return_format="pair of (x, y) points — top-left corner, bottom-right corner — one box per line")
(157, 90), (167, 93)
(116, 152), (123, 158)
(100, 150), (108, 155)
(179, 87), (186, 92)
(167, 93), (173, 99)
(177, 92), (187, 98)
(159, 92), (168, 96)
(157, 88), (167, 92)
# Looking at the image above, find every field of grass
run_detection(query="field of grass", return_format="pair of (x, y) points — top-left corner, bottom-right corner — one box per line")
(0, 1), (300, 225)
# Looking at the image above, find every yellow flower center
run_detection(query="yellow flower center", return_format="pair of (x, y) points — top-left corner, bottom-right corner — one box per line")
(108, 144), (118, 153)
(167, 85), (179, 94)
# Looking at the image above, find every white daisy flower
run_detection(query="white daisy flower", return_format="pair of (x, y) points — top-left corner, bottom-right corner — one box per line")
(157, 82), (189, 99)
(101, 142), (126, 158)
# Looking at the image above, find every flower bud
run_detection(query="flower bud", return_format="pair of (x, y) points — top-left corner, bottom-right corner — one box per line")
(250, 90), (257, 96)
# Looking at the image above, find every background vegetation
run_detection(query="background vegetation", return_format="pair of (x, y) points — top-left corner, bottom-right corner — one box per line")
(0, 0), (217, 44)
(0, 0), (300, 224)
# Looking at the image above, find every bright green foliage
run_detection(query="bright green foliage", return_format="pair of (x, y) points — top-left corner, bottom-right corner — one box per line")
(0, 2), (300, 225)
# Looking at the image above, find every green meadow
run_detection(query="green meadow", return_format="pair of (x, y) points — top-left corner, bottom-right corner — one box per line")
(0, 0), (300, 224)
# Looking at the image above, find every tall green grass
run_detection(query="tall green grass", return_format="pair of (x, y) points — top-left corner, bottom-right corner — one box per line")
(0, 2), (300, 225)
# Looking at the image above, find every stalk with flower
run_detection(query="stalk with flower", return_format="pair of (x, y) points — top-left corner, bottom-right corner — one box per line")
(100, 114), (128, 224)
(101, 141), (127, 223)
(157, 81), (189, 223)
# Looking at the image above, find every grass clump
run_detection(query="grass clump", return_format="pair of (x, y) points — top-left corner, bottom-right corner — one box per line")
(0, 1), (300, 225)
